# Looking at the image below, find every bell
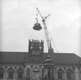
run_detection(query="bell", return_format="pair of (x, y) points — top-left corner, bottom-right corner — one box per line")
(33, 23), (42, 31)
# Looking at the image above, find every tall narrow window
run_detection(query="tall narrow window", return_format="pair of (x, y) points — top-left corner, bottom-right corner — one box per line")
(67, 69), (73, 80)
(43, 69), (48, 80)
(26, 68), (30, 80)
(8, 68), (14, 80)
(50, 69), (54, 80)
(58, 69), (64, 80)
(17, 67), (23, 80)
(0, 67), (4, 79)
(48, 68), (51, 80)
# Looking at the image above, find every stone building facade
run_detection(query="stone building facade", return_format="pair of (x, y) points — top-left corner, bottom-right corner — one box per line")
(0, 40), (81, 80)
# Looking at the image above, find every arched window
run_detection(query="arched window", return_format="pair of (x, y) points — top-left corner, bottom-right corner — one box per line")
(80, 70), (81, 80)
(43, 69), (47, 79)
(8, 68), (14, 79)
(0, 67), (4, 79)
(67, 69), (73, 80)
(17, 67), (23, 80)
(26, 68), (30, 80)
(58, 69), (64, 80)
(48, 68), (51, 80)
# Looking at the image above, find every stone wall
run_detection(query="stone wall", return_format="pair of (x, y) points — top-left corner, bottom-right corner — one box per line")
(0, 64), (80, 80)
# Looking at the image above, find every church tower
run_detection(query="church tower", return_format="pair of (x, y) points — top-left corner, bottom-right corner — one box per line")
(28, 39), (44, 55)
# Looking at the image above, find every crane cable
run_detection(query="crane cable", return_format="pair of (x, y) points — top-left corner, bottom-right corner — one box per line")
(36, 8), (51, 49)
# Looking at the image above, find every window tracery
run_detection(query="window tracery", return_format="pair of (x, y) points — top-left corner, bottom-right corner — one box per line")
(0, 67), (4, 79)
(17, 67), (23, 80)
(26, 68), (30, 80)
(66, 69), (73, 80)
(7, 67), (14, 79)
(58, 68), (64, 80)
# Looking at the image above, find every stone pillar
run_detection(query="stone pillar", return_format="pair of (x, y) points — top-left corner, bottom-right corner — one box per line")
(50, 68), (54, 80)
(23, 69), (26, 80)
(54, 68), (58, 80)
(41, 67), (44, 80)
(74, 67), (80, 80)
(14, 71), (17, 80)
(23, 68), (26, 80)
(4, 69), (8, 80)
(53, 68), (56, 80)
(64, 70), (67, 80)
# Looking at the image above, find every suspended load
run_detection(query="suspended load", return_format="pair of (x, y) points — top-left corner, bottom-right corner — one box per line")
(33, 22), (42, 31)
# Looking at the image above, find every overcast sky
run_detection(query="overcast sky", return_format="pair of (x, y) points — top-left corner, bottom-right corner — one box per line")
(1, 0), (81, 56)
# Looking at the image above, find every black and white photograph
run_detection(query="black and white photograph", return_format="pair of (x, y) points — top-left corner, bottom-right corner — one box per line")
(0, 0), (81, 80)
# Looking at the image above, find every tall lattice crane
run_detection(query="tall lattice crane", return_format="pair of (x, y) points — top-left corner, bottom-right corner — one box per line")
(33, 8), (54, 53)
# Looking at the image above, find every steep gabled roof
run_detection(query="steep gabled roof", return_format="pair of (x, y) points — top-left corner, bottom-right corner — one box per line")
(0, 52), (25, 64)
(50, 53), (81, 64)
(0, 52), (80, 65)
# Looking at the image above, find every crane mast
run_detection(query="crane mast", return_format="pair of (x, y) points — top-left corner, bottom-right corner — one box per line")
(42, 18), (52, 49)
(35, 8), (53, 52)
